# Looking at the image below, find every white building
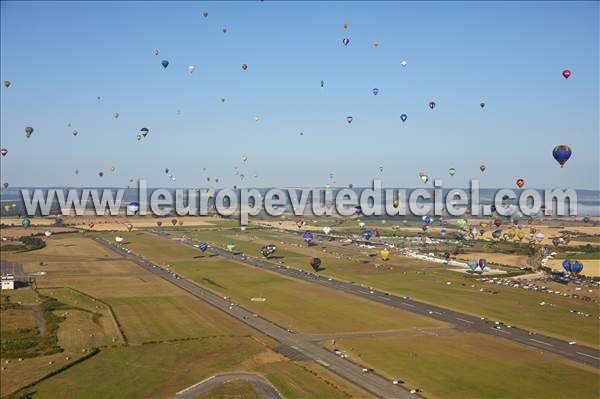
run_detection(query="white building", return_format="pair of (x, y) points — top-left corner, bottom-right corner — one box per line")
(1, 275), (15, 290)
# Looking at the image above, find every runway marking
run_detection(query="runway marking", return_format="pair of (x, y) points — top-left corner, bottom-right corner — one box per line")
(400, 302), (416, 308)
(576, 352), (600, 360)
(529, 338), (553, 347)
(317, 359), (330, 367)
(378, 296), (391, 301)
(455, 318), (473, 324)
(490, 327), (510, 334)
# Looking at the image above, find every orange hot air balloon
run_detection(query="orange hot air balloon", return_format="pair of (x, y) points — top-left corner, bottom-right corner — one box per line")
(516, 179), (525, 188)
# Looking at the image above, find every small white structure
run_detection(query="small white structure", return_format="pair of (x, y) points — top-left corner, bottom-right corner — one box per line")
(1, 275), (15, 290)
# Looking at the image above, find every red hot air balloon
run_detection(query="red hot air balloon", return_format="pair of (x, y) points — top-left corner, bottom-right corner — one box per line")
(562, 69), (571, 79)
(516, 179), (525, 188)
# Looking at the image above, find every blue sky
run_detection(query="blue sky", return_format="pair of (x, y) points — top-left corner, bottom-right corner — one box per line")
(1, 1), (598, 189)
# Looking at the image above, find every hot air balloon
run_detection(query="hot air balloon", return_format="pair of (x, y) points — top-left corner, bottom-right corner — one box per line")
(552, 145), (572, 168)
(3, 81), (10, 88)
(171, 219), (177, 226)
(494, 219), (502, 228)
(380, 248), (390, 261)
(25, 127), (34, 138)
(448, 168), (456, 176)
(346, 116), (353, 124)
(400, 60), (407, 67)
(480, 102), (485, 108)
(303, 231), (314, 246)
(571, 261), (583, 274)
(362, 230), (373, 240)
(140, 128), (149, 137)
(127, 201), (140, 214)
(516, 179), (525, 188)
(115, 236), (124, 243)
(21, 218), (31, 229)
(188, 65), (196, 74)
(226, 242), (236, 252)
(161, 60), (169, 69)
(480, 164), (486, 172)
(98, 172), (104, 177)
(422, 216), (432, 225)
(241, 155), (248, 162)
(428, 101), (436, 109)
(400, 114), (407, 122)
(467, 260), (479, 272)
(1, 148), (7, 156)
(198, 242), (209, 252)
(372, 88), (379, 96)
(242, 64), (248, 71)
(420, 175), (429, 184)
(126, 223), (133, 232)
(154, 49), (160, 56)
(562, 69), (571, 79)
(202, 10), (208, 17)
(456, 219), (467, 229)
(372, 41), (380, 47)
(2, 183), (8, 189)
(72, 129), (78, 137)
(320, 80), (324, 88)
(583, 216), (590, 223)
(222, 27), (228, 33)
(310, 257), (321, 271)
(342, 22), (348, 29)
(323, 226), (331, 235)
(478, 258), (487, 270)
(88, 222), (95, 229)
(114, 112), (119, 119)
(562, 259), (572, 273)
(342, 38), (350, 46)
(155, 221), (162, 227)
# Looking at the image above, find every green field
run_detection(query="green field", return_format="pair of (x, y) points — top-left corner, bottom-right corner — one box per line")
(197, 380), (261, 399)
(104, 232), (446, 335)
(332, 332), (600, 399)
(177, 227), (600, 347)
(1, 234), (372, 398)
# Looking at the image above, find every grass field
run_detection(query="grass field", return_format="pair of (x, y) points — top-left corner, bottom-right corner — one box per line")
(103, 232), (447, 335)
(329, 332), (600, 399)
(178, 227), (600, 347)
(1, 232), (373, 398)
(197, 380), (261, 399)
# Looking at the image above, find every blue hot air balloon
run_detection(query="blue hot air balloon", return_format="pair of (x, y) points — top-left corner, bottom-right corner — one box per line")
(422, 215), (432, 225)
(303, 231), (314, 246)
(467, 260), (479, 272)
(161, 60), (169, 69)
(562, 259), (572, 273)
(400, 114), (407, 122)
(372, 88), (379, 96)
(571, 261), (583, 275)
(127, 201), (140, 214)
(362, 230), (373, 240)
(552, 145), (572, 168)
(198, 242), (208, 252)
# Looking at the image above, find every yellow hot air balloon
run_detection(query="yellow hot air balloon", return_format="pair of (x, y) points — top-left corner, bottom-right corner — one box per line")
(380, 248), (390, 261)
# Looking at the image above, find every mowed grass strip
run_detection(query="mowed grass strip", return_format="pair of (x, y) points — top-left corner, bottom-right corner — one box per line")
(185, 228), (600, 347)
(17, 338), (357, 399)
(333, 332), (600, 399)
(112, 232), (446, 335)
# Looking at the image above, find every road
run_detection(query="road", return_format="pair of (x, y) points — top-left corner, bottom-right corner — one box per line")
(154, 231), (600, 369)
(174, 373), (283, 399)
(93, 237), (419, 399)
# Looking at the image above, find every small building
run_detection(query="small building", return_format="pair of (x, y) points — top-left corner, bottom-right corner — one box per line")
(1, 274), (15, 290)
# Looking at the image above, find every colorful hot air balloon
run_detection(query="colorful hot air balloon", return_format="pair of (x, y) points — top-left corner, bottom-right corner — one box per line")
(226, 242), (236, 252)
(342, 38), (350, 46)
(456, 219), (467, 229)
(372, 88), (379, 96)
(0, 148), (7, 156)
(310, 257), (321, 271)
(362, 230), (373, 240)
(552, 145), (572, 168)
(3, 81), (10, 88)
(380, 248), (390, 261)
(346, 116), (353, 124)
(516, 179), (525, 188)
(562, 69), (571, 79)
(161, 60), (169, 69)
(400, 114), (407, 122)
(198, 242), (209, 252)
(303, 231), (314, 246)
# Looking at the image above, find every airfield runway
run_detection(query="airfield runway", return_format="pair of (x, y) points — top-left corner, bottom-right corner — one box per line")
(93, 237), (419, 399)
(155, 231), (600, 369)
(174, 373), (283, 399)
